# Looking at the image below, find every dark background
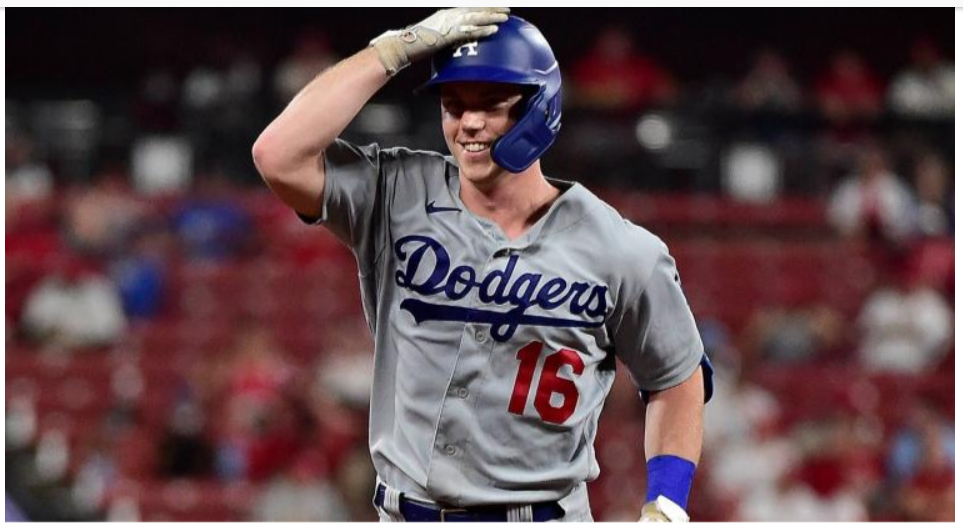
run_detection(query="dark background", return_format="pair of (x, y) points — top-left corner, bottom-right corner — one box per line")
(8, 8), (953, 96)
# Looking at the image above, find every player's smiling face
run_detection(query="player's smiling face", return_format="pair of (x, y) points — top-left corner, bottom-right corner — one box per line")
(441, 82), (525, 182)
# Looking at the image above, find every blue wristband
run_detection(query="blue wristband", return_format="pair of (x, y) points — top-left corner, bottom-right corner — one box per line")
(645, 455), (696, 510)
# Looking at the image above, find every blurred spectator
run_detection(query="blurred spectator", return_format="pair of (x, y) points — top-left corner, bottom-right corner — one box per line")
(890, 399), (954, 520)
(887, 38), (954, 118)
(251, 451), (349, 521)
(740, 465), (868, 521)
(826, 143), (915, 243)
(697, 318), (740, 379)
(887, 398), (954, 485)
(6, 132), (54, 206)
(182, 37), (265, 182)
(816, 50), (884, 123)
(182, 36), (263, 115)
(738, 410), (878, 521)
(108, 363), (148, 424)
(571, 26), (676, 111)
(732, 48), (803, 113)
(72, 405), (155, 517)
(7, 227), (64, 331)
(20, 255), (127, 352)
(910, 153), (953, 238)
(742, 303), (845, 365)
(6, 133), (60, 322)
(171, 173), (254, 261)
(130, 135), (194, 196)
(63, 164), (145, 257)
(856, 256), (952, 374)
(5, 386), (38, 451)
(273, 30), (339, 105)
(796, 413), (880, 516)
(210, 324), (298, 482)
(311, 355), (370, 457)
(133, 68), (181, 132)
(710, 419), (800, 513)
(707, 375), (797, 502)
(894, 456), (954, 521)
(157, 392), (214, 478)
(702, 366), (780, 452)
(72, 432), (120, 516)
(109, 225), (170, 320)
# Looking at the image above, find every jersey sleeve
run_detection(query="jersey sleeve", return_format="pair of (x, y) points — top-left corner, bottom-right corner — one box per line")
(297, 139), (391, 270)
(610, 239), (705, 395)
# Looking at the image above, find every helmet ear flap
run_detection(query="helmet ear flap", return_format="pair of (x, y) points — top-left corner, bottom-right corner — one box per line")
(491, 85), (561, 173)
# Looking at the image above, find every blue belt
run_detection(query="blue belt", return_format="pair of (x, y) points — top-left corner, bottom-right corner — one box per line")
(374, 484), (565, 522)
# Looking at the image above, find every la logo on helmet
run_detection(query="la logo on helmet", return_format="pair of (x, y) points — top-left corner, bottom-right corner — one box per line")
(453, 42), (479, 57)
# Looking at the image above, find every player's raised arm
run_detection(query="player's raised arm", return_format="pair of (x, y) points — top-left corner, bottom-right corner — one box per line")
(252, 48), (387, 218)
(252, 7), (510, 218)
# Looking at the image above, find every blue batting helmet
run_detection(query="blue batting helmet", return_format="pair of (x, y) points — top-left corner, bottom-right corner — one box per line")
(420, 15), (562, 173)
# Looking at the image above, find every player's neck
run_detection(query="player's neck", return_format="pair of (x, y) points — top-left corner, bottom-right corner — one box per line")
(459, 164), (560, 241)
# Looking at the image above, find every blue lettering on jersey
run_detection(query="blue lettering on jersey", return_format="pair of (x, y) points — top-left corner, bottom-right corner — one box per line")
(393, 235), (608, 342)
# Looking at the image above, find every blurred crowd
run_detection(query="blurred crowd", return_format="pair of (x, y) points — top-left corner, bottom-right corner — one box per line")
(6, 20), (955, 523)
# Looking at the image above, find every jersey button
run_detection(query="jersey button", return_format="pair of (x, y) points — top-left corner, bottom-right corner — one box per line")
(444, 444), (457, 456)
(457, 388), (469, 399)
(474, 331), (487, 343)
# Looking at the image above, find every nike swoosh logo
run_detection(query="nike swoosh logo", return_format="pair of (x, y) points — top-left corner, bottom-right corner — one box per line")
(426, 201), (462, 215)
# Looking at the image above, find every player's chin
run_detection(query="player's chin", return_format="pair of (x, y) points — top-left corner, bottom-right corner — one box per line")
(458, 155), (496, 179)
(463, 164), (503, 183)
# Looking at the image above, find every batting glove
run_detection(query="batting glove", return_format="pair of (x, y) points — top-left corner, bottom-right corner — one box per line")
(370, 7), (510, 76)
(639, 496), (690, 522)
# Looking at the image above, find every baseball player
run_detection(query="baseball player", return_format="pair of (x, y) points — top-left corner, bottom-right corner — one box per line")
(253, 8), (712, 522)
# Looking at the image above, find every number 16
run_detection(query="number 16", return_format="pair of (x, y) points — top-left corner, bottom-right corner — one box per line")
(508, 341), (585, 424)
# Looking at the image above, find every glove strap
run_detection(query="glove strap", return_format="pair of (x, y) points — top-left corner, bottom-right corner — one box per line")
(369, 30), (412, 77)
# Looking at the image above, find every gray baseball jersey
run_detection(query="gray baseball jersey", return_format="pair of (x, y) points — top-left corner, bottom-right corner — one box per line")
(301, 139), (706, 506)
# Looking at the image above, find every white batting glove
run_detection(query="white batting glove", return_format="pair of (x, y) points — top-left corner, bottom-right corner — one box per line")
(639, 496), (690, 523)
(370, 7), (510, 76)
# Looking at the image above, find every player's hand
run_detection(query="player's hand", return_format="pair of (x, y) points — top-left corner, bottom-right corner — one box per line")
(639, 496), (689, 522)
(370, 7), (510, 76)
